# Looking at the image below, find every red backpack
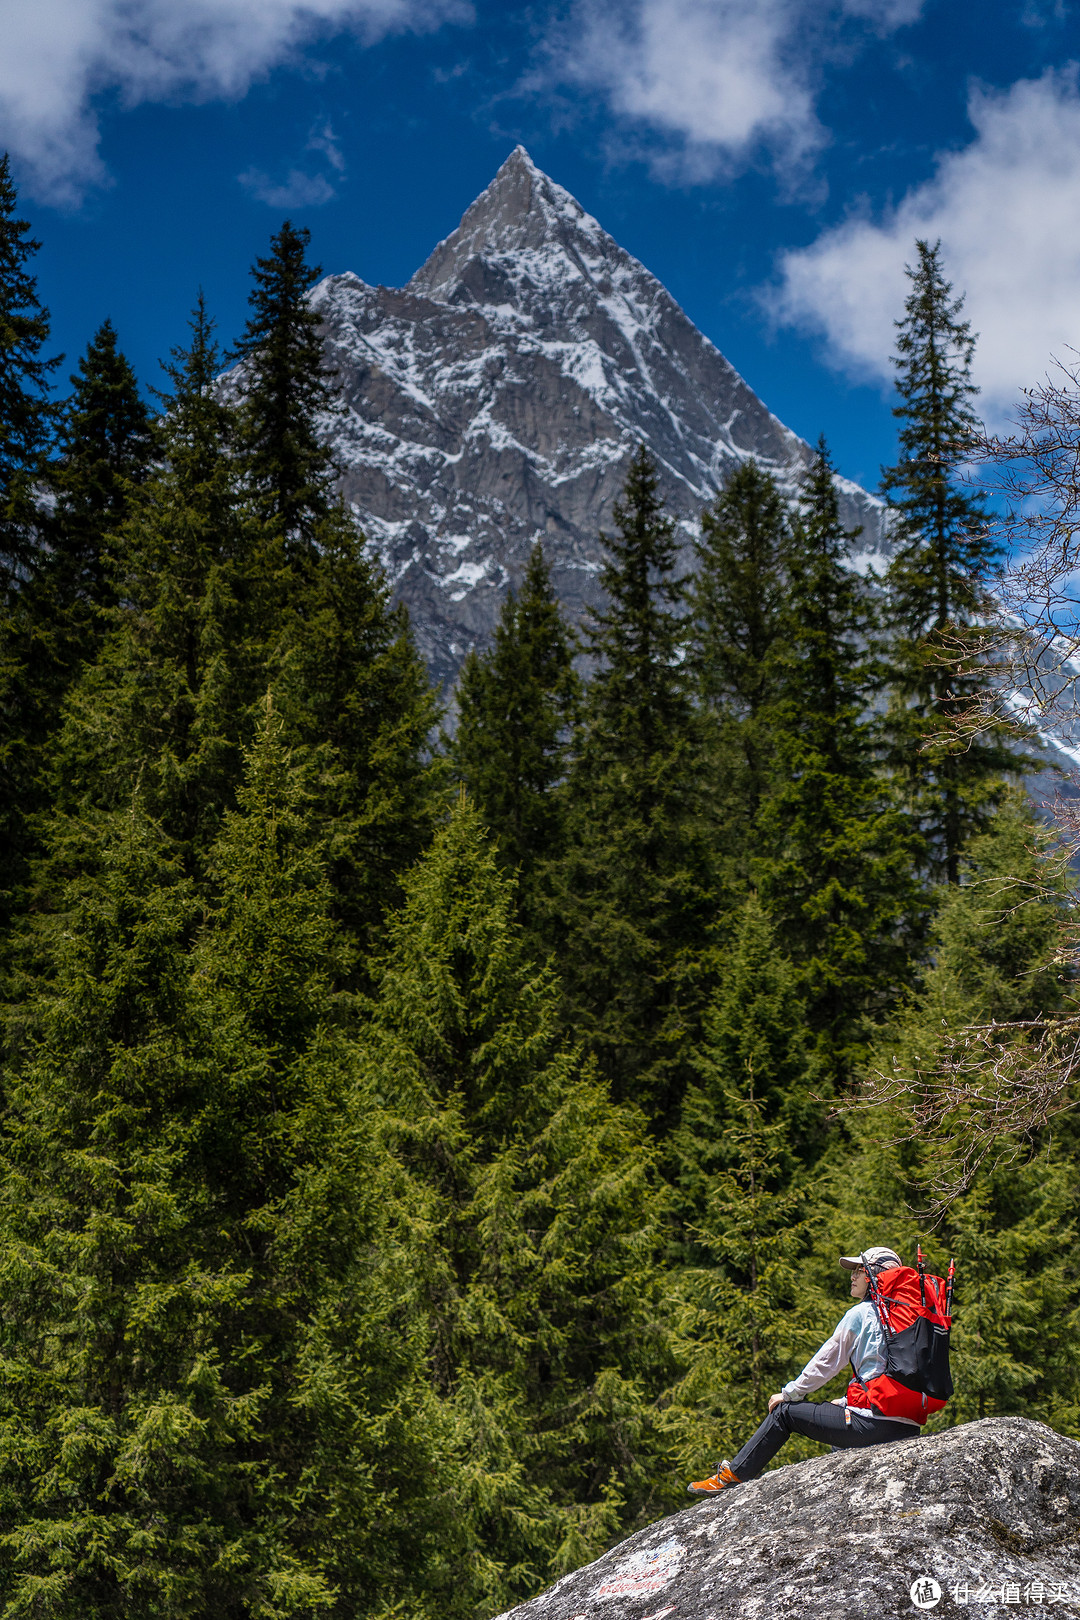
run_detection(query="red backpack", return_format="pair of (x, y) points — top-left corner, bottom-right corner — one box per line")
(845, 1250), (955, 1426)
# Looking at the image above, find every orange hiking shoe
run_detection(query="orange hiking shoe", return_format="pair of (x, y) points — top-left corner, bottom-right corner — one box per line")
(687, 1461), (741, 1496)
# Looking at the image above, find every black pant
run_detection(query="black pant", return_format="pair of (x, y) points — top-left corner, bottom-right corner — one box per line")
(730, 1400), (916, 1481)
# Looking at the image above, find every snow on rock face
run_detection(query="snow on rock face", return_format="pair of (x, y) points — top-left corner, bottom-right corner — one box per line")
(313, 145), (888, 689)
(493, 1417), (1080, 1620)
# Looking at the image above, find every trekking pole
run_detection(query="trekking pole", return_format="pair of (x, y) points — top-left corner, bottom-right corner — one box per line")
(917, 1243), (927, 1309)
(945, 1258), (955, 1319)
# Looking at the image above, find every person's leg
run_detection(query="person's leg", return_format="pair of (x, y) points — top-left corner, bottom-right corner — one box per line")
(730, 1400), (850, 1480)
(731, 1402), (914, 1481)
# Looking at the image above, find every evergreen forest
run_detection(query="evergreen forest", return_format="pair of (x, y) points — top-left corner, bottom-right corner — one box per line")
(0, 157), (1078, 1618)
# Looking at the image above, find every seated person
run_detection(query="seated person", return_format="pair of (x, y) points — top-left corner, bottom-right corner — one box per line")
(688, 1245), (921, 1494)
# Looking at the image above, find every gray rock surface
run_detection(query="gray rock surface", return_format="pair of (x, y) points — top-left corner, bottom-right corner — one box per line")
(495, 1418), (1080, 1618)
(310, 146), (889, 689)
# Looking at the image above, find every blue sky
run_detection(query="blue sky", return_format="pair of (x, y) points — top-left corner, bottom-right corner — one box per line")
(2, 0), (1079, 493)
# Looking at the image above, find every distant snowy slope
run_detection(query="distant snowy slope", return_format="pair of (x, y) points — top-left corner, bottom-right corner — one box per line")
(310, 145), (888, 688)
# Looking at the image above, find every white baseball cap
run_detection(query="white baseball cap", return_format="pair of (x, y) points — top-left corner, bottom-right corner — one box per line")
(839, 1246), (903, 1273)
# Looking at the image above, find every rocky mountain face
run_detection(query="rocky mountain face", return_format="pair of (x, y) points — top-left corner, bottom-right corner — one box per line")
(494, 1417), (1080, 1620)
(312, 146), (888, 689)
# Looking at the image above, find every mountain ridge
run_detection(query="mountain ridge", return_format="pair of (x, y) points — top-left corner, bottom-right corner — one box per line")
(310, 146), (888, 688)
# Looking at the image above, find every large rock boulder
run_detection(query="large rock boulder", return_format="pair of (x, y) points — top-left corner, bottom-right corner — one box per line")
(497, 1418), (1080, 1618)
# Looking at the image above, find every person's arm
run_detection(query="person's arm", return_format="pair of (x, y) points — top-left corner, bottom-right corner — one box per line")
(767, 1310), (859, 1410)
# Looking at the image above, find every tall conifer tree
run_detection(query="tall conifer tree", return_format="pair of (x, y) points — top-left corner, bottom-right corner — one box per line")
(232, 221), (335, 553)
(688, 459), (790, 890)
(369, 797), (672, 1608)
(756, 441), (922, 1082)
(550, 448), (711, 1123)
(48, 298), (257, 864)
(51, 318), (155, 607)
(0, 153), (58, 603)
(0, 155), (60, 936)
(0, 709), (448, 1617)
(229, 224), (440, 943)
(882, 240), (1025, 882)
(452, 542), (578, 895)
(49, 294), (439, 953)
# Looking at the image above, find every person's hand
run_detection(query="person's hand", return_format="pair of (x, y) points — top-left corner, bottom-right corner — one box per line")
(831, 1397), (846, 1405)
(768, 1392), (784, 1414)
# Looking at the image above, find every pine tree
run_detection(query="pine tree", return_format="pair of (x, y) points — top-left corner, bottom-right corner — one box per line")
(48, 297), (258, 866)
(0, 708), (450, 1617)
(369, 796), (674, 1611)
(0, 156), (61, 937)
(0, 153), (58, 603)
(227, 223), (441, 943)
(672, 895), (817, 1248)
(882, 240), (1027, 883)
(663, 1066), (823, 1477)
(550, 448), (712, 1123)
(51, 318), (155, 608)
(689, 458), (791, 843)
(232, 221), (336, 554)
(755, 441), (923, 1084)
(452, 542), (578, 895)
(48, 298), (439, 954)
(0, 322), (155, 881)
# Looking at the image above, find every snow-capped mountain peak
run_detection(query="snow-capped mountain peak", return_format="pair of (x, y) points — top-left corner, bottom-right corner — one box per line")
(307, 149), (887, 688)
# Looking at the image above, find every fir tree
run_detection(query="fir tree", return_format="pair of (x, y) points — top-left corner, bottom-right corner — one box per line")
(232, 221), (336, 554)
(672, 895), (816, 1248)
(51, 318), (155, 608)
(369, 796), (673, 1611)
(0, 153), (59, 602)
(452, 542), (578, 895)
(550, 447), (712, 1123)
(49, 297), (258, 864)
(0, 708), (449, 1617)
(689, 458), (791, 840)
(664, 1064), (823, 1477)
(755, 440), (923, 1084)
(0, 156), (60, 935)
(48, 297), (439, 954)
(0, 321), (155, 867)
(882, 240), (1026, 883)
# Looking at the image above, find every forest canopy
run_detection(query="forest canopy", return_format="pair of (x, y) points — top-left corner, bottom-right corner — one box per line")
(0, 161), (1077, 1620)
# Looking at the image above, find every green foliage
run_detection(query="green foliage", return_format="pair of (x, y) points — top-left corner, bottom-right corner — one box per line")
(689, 458), (790, 837)
(0, 202), (1078, 1616)
(664, 1034), (823, 1474)
(0, 155), (61, 935)
(368, 796), (674, 1614)
(827, 795), (1080, 1439)
(673, 896), (814, 1242)
(550, 448), (713, 1123)
(46, 298), (438, 957)
(452, 542), (578, 898)
(48, 298), (260, 861)
(882, 240), (1028, 882)
(756, 440), (923, 1083)
(0, 708), (448, 1618)
(0, 153), (58, 602)
(52, 318), (155, 600)
(233, 222), (336, 553)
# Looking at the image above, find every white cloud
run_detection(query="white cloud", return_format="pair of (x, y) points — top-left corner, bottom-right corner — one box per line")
(772, 68), (1080, 419)
(307, 119), (346, 173)
(238, 167), (337, 208)
(0, 0), (471, 204)
(545, 0), (924, 182)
